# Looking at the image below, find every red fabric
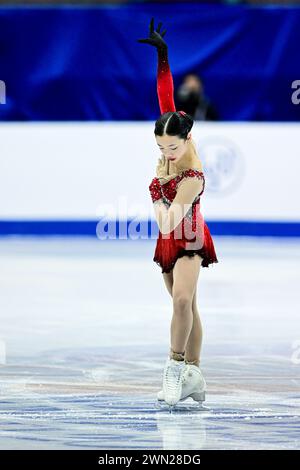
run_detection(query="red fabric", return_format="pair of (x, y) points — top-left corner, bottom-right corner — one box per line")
(153, 49), (218, 271)
(157, 47), (176, 114)
(152, 170), (218, 273)
(153, 221), (218, 273)
(149, 177), (163, 202)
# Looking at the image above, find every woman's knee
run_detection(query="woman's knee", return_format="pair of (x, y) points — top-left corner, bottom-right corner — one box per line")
(173, 293), (193, 313)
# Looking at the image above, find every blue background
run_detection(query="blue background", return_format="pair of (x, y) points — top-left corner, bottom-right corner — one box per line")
(0, 4), (299, 121)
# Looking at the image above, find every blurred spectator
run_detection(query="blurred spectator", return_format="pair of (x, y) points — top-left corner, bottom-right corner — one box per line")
(176, 73), (219, 121)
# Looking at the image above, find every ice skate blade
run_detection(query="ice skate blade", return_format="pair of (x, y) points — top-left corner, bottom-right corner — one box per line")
(155, 399), (209, 412)
(157, 390), (206, 403)
(167, 403), (176, 413)
(157, 395), (189, 403)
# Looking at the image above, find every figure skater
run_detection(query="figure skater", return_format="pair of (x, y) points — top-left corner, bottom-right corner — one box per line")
(138, 18), (218, 408)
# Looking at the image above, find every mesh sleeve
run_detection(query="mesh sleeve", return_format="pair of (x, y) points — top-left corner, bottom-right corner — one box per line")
(157, 47), (176, 114)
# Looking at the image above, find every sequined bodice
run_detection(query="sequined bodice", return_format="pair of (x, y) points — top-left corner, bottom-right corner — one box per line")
(161, 168), (205, 204)
(161, 169), (205, 231)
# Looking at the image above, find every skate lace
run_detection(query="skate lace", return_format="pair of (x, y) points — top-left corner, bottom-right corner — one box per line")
(165, 363), (183, 390)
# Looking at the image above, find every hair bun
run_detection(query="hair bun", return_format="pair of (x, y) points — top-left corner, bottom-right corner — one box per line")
(154, 110), (194, 141)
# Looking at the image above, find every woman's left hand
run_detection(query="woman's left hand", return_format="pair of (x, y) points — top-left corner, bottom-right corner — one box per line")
(137, 17), (168, 52)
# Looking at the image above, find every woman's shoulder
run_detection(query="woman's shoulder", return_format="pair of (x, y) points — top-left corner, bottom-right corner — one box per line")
(162, 167), (204, 185)
(178, 168), (204, 180)
(175, 168), (205, 195)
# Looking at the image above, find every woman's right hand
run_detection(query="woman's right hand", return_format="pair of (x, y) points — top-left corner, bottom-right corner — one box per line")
(156, 154), (169, 179)
(137, 17), (168, 51)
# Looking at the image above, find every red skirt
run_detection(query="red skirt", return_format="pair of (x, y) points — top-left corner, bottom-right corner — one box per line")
(153, 220), (218, 273)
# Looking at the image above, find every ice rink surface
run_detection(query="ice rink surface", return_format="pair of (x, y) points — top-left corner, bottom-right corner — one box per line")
(0, 235), (299, 450)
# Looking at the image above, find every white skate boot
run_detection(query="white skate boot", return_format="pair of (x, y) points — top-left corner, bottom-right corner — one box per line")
(162, 356), (186, 406)
(157, 363), (206, 404)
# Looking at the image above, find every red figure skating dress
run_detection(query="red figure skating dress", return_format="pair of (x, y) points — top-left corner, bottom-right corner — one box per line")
(149, 46), (218, 273)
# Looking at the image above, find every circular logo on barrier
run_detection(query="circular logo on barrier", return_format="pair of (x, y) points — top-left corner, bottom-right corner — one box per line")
(196, 136), (245, 195)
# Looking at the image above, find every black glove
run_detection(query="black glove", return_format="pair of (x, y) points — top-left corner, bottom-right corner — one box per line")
(137, 17), (168, 51)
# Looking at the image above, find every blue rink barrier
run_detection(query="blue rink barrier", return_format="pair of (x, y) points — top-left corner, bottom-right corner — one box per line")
(0, 220), (299, 237)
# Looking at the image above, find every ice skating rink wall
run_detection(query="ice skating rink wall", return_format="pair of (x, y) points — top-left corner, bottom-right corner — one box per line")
(0, 122), (299, 236)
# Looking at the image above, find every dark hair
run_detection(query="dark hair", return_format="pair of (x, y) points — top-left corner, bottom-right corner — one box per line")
(154, 111), (194, 141)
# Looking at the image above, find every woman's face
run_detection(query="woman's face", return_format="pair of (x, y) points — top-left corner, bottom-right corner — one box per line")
(155, 134), (191, 164)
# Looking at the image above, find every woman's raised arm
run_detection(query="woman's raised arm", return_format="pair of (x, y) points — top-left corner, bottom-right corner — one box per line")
(137, 17), (176, 114)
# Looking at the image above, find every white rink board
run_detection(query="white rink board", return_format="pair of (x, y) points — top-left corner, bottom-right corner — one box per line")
(0, 122), (299, 221)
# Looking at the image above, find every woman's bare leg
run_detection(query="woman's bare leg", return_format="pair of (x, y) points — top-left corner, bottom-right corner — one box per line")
(184, 285), (202, 366)
(162, 258), (203, 365)
(170, 255), (201, 357)
(162, 270), (173, 298)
